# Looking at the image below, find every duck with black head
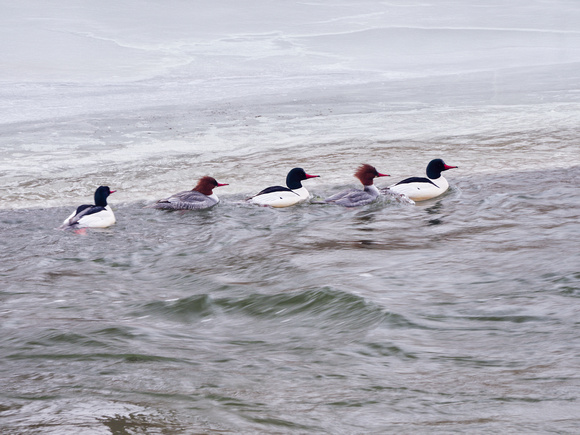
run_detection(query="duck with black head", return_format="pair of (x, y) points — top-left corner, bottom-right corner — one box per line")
(248, 167), (320, 208)
(60, 186), (116, 229)
(386, 158), (458, 201)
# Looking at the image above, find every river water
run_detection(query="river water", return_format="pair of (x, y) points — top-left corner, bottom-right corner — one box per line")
(1, 1), (580, 433)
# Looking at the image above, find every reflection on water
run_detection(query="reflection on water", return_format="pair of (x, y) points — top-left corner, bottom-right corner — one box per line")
(1, 167), (579, 433)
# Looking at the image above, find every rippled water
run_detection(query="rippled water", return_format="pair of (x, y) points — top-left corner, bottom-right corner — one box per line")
(2, 164), (580, 433)
(2, 0), (580, 433)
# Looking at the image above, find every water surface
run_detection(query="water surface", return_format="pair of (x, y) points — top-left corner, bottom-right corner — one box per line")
(1, 0), (580, 433)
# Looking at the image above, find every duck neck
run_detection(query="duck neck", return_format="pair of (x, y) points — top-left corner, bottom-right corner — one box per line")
(207, 193), (219, 202)
(286, 178), (303, 190)
(364, 184), (380, 197)
(94, 194), (108, 207)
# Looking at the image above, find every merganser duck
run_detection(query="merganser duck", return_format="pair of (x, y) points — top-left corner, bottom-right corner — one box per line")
(149, 176), (228, 210)
(386, 159), (458, 201)
(248, 167), (319, 208)
(324, 164), (389, 207)
(60, 186), (116, 229)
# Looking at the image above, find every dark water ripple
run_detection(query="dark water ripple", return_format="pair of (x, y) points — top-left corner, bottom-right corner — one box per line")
(1, 167), (580, 433)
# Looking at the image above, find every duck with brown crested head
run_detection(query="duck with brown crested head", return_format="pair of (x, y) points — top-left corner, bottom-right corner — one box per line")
(324, 164), (389, 207)
(149, 176), (228, 210)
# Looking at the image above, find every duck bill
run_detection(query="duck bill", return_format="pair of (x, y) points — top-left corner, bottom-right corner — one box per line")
(109, 190), (117, 194)
(377, 172), (390, 177)
(217, 183), (229, 187)
(444, 164), (458, 170)
(305, 174), (320, 179)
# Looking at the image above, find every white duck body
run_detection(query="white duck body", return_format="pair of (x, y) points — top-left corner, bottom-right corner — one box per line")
(250, 186), (311, 208)
(387, 159), (457, 202)
(62, 205), (116, 228)
(388, 176), (449, 202)
(60, 186), (116, 229)
(249, 168), (319, 208)
(324, 164), (389, 207)
(149, 176), (227, 210)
